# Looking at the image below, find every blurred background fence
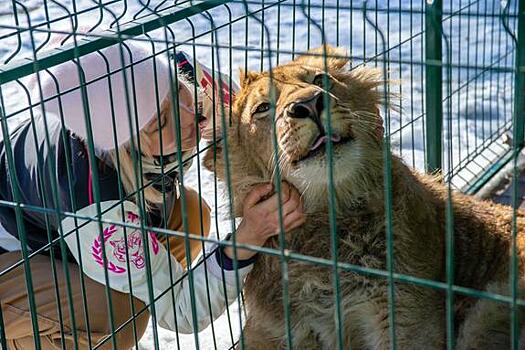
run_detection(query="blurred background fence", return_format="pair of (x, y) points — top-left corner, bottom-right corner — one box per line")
(0, 0), (524, 349)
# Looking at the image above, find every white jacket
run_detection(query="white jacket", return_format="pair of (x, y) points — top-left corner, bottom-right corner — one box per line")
(61, 200), (252, 333)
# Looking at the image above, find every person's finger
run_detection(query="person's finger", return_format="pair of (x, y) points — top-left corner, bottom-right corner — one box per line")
(285, 217), (306, 232)
(273, 182), (291, 204)
(271, 194), (301, 219)
(282, 210), (306, 230)
(280, 185), (302, 216)
(257, 182), (292, 213)
(268, 219), (305, 237)
(266, 210), (305, 237)
(243, 183), (273, 209)
(258, 193), (283, 213)
(279, 181), (291, 197)
(287, 186), (302, 211)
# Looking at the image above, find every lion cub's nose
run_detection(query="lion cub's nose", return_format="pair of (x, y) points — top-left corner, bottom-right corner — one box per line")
(287, 92), (324, 120)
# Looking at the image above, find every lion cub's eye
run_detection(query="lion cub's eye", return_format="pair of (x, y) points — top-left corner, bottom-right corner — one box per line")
(312, 73), (331, 89)
(253, 102), (271, 116)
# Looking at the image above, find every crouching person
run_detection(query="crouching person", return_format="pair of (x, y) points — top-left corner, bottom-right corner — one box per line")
(0, 41), (304, 349)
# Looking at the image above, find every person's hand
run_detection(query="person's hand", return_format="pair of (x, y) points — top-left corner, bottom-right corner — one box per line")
(223, 182), (305, 260)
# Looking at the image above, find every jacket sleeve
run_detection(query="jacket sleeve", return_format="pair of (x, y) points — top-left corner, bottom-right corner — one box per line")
(61, 200), (252, 333)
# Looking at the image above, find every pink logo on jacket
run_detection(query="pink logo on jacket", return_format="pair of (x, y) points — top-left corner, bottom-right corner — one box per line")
(91, 211), (160, 274)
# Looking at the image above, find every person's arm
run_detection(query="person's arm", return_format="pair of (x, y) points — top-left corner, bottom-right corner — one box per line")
(60, 200), (250, 333)
(61, 183), (304, 333)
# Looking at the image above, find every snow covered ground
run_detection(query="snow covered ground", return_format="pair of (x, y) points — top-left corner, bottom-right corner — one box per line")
(0, 0), (519, 348)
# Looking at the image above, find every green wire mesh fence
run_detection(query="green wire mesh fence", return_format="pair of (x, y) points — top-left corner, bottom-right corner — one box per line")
(0, 0), (523, 349)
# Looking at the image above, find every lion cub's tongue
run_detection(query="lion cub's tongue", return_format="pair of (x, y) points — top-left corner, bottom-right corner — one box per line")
(310, 134), (342, 151)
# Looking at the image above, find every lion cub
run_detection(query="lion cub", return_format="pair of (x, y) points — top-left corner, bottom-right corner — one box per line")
(205, 46), (525, 349)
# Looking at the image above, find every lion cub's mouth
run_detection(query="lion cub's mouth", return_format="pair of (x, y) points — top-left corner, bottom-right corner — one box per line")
(297, 133), (353, 163)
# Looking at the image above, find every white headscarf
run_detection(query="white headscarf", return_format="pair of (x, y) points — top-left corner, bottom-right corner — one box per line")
(33, 41), (175, 152)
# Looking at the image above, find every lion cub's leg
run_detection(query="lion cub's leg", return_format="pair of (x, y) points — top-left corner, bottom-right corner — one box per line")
(457, 281), (525, 350)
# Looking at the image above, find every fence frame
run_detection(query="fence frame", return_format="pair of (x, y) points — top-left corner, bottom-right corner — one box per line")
(424, 0), (443, 174)
(0, 1), (525, 349)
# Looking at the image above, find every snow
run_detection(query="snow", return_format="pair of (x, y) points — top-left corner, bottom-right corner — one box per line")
(0, 0), (519, 348)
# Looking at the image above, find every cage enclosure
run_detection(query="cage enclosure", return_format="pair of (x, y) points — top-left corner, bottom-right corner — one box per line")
(0, 0), (524, 349)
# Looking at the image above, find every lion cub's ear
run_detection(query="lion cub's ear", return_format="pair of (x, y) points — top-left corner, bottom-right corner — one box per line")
(296, 45), (349, 71)
(239, 69), (261, 89)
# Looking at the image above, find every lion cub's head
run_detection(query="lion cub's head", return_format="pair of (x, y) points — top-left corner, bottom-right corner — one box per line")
(205, 46), (385, 214)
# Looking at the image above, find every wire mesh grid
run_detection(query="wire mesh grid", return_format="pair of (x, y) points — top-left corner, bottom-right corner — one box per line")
(0, 0), (524, 349)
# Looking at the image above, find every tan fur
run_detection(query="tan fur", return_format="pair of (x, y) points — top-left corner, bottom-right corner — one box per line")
(204, 46), (525, 349)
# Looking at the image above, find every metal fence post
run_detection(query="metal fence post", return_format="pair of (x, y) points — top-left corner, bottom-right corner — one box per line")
(509, 3), (525, 348)
(425, 0), (443, 173)
(514, 0), (525, 145)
